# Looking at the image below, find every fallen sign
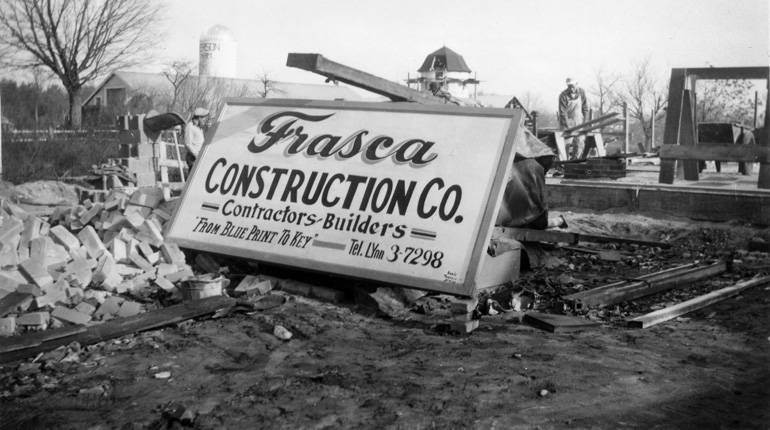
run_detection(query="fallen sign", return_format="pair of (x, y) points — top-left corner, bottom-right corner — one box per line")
(165, 99), (524, 296)
(563, 261), (727, 309)
(627, 275), (770, 329)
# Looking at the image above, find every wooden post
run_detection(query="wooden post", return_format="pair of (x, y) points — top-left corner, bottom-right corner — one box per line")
(758, 84), (770, 189)
(680, 89), (700, 181)
(623, 102), (630, 154)
(0, 89), (3, 178)
(659, 69), (687, 184)
(650, 108), (655, 150)
(754, 91), (759, 129)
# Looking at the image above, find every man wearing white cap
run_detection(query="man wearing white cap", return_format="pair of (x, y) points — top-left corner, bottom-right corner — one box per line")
(184, 107), (209, 169)
(558, 78), (589, 159)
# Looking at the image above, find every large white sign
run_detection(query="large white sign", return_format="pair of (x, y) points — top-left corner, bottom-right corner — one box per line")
(165, 99), (522, 296)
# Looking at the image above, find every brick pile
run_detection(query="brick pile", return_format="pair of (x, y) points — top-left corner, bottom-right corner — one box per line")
(0, 187), (194, 337)
(563, 158), (626, 180)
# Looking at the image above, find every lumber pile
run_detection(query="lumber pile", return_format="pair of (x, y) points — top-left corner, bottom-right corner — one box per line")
(0, 188), (194, 338)
(86, 161), (137, 190)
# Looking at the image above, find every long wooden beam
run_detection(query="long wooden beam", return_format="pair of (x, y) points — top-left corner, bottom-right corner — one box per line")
(0, 296), (235, 364)
(684, 67), (769, 81)
(563, 261), (727, 309)
(492, 227), (671, 248)
(659, 144), (770, 162)
(287, 53), (441, 104)
(627, 275), (770, 328)
(562, 112), (619, 133)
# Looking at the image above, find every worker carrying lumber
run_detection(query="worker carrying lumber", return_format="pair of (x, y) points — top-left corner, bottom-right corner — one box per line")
(558, 77), (589, 159)
(184, 107), (209, 169)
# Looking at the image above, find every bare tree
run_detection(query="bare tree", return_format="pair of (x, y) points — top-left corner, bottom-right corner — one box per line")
(590, 66), (623, 116)
(255, 70), (287, 99)
(0, 0), (166, 129)
(696, 79), (764, 126)
(162, 60), (196, 112)
(621, 57), (668, 148)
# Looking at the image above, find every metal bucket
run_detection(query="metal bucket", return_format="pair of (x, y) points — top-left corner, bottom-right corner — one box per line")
(182, 275), (224, 301)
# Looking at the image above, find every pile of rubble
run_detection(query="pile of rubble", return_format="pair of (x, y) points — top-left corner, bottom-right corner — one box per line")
(0, 187), (194, 336)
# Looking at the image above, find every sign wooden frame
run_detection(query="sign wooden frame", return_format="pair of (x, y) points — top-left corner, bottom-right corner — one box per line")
(165, 98), (522, 296)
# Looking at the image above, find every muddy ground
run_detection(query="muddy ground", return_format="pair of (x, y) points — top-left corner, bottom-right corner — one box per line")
(1, 208), (769, 430)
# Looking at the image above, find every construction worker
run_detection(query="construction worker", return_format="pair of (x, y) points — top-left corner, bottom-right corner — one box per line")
(558, 77), (589, 159)
(428, 81), (461, 106)
(184, 107), (209, 170)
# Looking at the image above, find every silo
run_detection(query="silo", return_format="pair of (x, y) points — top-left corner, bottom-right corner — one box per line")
(199, 25), (237, 78)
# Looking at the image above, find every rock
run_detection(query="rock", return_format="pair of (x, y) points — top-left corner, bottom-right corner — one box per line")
(273, 325), (292, 340)
(539, 389), (549, 397)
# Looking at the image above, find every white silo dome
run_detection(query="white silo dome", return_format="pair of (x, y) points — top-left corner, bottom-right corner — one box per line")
(199, 24), (237, 78)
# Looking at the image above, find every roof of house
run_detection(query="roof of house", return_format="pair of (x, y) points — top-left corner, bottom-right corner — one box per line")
(417, 46), (472, 73)
(81, 70), (363, 107)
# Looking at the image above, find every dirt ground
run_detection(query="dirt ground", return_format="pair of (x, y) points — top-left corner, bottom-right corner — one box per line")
(1, 203), (769, 429)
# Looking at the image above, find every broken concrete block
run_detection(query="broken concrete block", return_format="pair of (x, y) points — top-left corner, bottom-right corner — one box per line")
(129, 188), (163, 209)
(49, 225), (81, 252)
(83, 289), (108, 304)
(101, 270), (124, 292)
(138, 241), (154, 260)
(111, 238), (129, 264)
(77, 226), (107, 259)
(450, 319), (479, 334)
(0, 317), (15, 336)
(116, 301), (142, 318)
(94, 296), (124, 317)
(16, 311), (50, 327)
(44, 280), (69, 304)
(51, 306), (91, 325)
(125, 211), (145, 229)
(165, 267), (194, 283)
(0, 216), (24, 246)
(79, 203), (103, 225)
(16, 283), (43, 297)
(129, 251), (155, 273)
(451, 298), (479, 314)
(75, 301), (96, 315)
(19, 258), (55, 288)
(30, 294), (55, 310)
(29, 237), (49, 266)
(161, 243), (186, 266)
(140, 220), (164, 246)
(66, 286), (84, 299)
(19, 216), (41, 249)
(92, 254), (117, 284)
(234, 275), (261, 296)
(153, 276), (175, 291)
(64, 259), (93, 289)
(156, 263), (178, 277)
(0, 233), (21, 266)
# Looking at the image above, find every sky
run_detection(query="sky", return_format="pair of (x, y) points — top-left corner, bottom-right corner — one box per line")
(9, 0), (770, 108)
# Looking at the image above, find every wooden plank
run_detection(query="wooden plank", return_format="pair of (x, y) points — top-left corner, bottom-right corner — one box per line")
(627, 275), (770, 328)
(563, 261), (726, 308)
(286, 53), (441, 104)
(759, 86), (770, 189)
(562, 112), (619, 133)
(493, 227), (670, 249)
(0, 296), (235, 363)
(0, 325), (86, 353)
(0, 292), (34, 318)
(659, 144), (770, 162)
(523, 312), (600, 333)
(681, 89), (700, 180)
(685, 66), (768, 80)
(493, 227), (578, 245)
(659, 69), (687, 184)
